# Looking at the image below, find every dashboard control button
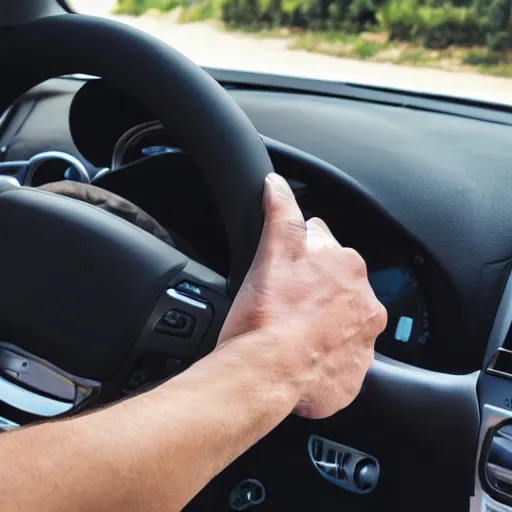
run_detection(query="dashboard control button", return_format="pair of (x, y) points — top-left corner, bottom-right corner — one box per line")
(311, 438), (323, 460)
(155, 310), (196, 338)
(229, 479), (266, 511)
(354, 460), (379, 491)
(163, 310), (188, 328)
(177, 282), (203, 299)
(308, 435), (380, 494)
(337, 452), (351, 480)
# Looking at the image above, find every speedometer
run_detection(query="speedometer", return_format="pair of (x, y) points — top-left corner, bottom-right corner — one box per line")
(368, 265), (429, 363)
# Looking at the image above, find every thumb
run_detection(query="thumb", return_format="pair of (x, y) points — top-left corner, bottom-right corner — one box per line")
(257, 173), (305, 259)
(263, 173), (305, 227)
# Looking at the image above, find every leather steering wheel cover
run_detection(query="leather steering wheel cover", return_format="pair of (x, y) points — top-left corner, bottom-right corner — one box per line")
(0, 14), (272, 295)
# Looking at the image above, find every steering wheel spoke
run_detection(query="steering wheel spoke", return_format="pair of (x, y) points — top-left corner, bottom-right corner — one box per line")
(0, 14), (269, 427)
(134, 260), (230, 364)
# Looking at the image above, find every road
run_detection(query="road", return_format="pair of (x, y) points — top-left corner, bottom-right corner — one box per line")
(71, 0), (511, 106)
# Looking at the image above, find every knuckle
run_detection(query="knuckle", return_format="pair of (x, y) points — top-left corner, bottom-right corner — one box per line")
(375, 302), (388, 333)
(343, 248), (367, 276)
(368, 301), (388, 335)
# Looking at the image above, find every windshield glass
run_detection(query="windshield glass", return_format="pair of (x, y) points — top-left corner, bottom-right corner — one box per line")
(69, 0), (511, 105)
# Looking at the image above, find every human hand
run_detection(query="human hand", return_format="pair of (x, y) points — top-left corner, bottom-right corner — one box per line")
(218, 173), (387, 419)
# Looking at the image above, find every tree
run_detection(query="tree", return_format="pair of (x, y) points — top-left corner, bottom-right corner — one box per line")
(487, 0), (512, 50)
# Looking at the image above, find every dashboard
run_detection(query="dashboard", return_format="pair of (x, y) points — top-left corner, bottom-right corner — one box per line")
(0, 68), (511, 512)
(1, 74), (511, 378)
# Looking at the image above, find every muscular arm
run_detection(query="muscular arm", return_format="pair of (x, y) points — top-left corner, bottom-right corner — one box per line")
(0, 174), (386, 512)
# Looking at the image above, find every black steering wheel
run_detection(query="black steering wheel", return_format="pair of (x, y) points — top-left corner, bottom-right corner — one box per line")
(0, 14), (272, 421)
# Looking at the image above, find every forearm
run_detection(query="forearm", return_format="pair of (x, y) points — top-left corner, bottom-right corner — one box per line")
(0, 333), (298, 512)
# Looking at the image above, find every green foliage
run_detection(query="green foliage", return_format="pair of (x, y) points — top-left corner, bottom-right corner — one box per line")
(487, 0), (512, 49)
(488, 30), (512, 50)
(480, 62), (512, 75)
(376, 0), (419, 40)
(473, 0), (493, 14)
(113, 0), (512, 64)
(463, 48), (501, 63)
(354, 38), (384, 55)
(377, 1), (484, 48)
(113, 0), (148, 15)
(222, 0), (261, 25)
(393, 47), (434, 64)
(347, 0), (379, 29)
(488, 0), (512, 31)
(187, 1), (215, 20)
(114, 0), (181, 15)
(418, 5), (484, 48)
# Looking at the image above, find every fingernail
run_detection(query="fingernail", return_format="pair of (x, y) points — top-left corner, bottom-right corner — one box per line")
(265, 173), (292, 197)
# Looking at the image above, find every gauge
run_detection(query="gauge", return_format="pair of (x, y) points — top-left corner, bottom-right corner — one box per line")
(368, 265), (429, 363)
(24, 151), (90, 187)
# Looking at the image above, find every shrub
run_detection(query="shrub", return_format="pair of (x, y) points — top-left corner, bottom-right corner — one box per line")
(488, 0), (512, 31)
(327, 0), (355, 29)
(488, 30), (512, 50)
(281, 0), (309, 26)
(487, 0), (512, 50)
(222, 0), (260, 26)
(347, 0), (379, 29)
(259, 0), (284, 26)
(417, 5), (485, 48)
(114, 0), (149, 15)
(188, 1), (215, 20)
(116, 0), (509, 58)
(463, 48), (501, 64)
(113, 0), (184, 15)
(376, 0), (420, 40)
(376, 1), (486, 48)
(354, 38), (384, 56)
(304, 0), (335, 29)
(473, 0), (494, 15)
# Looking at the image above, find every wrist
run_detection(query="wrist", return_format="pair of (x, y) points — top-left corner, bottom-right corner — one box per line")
(214, 329), (303, 410)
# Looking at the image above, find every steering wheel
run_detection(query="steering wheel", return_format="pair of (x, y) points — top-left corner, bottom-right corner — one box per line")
(0, 14), (272, 421)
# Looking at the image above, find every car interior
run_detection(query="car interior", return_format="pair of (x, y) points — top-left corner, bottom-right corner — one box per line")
(0, 1), (512, 511)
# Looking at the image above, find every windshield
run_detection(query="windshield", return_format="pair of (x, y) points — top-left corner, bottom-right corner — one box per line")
(69, 0), (511, 105)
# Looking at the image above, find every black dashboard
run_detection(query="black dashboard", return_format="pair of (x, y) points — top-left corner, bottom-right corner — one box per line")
(1, 69), (511, 511)
(2, 73), (511, 378)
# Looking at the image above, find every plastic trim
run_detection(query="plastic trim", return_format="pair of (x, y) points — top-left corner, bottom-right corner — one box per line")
(471, 403), (512, 511)
(484, 271), (512, 368)
(0, 375), (73, 417)
(24, 150), (90, 186)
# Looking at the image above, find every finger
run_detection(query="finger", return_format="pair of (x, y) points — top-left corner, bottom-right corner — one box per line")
(263, 173), (304, 226)
(258, 173), (306, 258)
(306, 217), (340, 249)
(306, 217), (333, 236)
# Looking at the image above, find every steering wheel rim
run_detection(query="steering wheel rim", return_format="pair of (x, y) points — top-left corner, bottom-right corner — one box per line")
(0, 14), (272, 296)
(0, 14), (274, 423)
